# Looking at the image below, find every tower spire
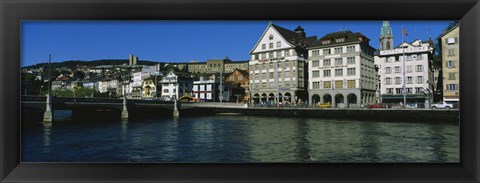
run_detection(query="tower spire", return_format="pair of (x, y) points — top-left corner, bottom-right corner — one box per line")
(380, 21), (394, 50)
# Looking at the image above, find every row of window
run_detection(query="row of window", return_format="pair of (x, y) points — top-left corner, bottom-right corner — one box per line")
(251, 70), (304, 80)
(311, 80), (356, 89)
(261, 41), (282, 50)
(384, 65), (424, 73)
(385, 76), (425, 85)
(209, 63), (222, 68)
(384, 54), (424, 62)
(162, 83), (190, 88)
(313, 45), (357, 56)
(311, 57), (357, 67)
(321, 38), (346, 45)
(311, 68), (357, 78)
(252, 81), (304, 89)
(386, 87), (426, 94)
(254, 50), (292, 60)
(250, 61), (300, 70)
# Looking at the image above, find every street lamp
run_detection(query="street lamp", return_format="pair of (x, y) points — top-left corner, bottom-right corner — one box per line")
(220, 71), (223, 104)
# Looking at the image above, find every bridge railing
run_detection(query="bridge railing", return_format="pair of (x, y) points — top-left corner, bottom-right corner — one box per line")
(22, 95), (123, 103)
(21, 95), (46, 102)
(53, 97), (123, 103)
(129, 99), (174, 105)
(181, 102), (248, 108)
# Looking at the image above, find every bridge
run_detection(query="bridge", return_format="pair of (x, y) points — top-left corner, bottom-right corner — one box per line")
(21, 95), (247, 123)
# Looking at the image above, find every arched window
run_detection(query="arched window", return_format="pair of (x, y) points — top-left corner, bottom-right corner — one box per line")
(386, 41), (391, 50)
(269, 34), (273, 40)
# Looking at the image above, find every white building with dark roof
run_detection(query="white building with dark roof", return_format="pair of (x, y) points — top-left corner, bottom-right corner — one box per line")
(160, 71), (193, 100)
(248, 23), (316, 106)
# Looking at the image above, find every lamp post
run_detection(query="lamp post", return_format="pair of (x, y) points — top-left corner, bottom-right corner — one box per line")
(276, 61), (280, 108)
(220, 71), (223, 104)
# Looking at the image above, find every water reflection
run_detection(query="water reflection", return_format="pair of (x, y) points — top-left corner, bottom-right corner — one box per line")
(120, 120), (128, 141)
(22, 115), (459, 163)
(42, 123), (52, 153)
(293, 119), (311, 161)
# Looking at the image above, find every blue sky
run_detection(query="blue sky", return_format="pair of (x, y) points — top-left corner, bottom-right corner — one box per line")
(21, 20), (453, 66)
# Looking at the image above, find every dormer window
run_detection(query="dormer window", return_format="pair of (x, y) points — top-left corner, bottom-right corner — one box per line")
(336, 38), (345, 43)
(322, 40), (331, 44)
(269, 34), (273, 40)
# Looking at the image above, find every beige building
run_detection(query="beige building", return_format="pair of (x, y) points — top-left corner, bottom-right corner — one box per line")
(178, 57), (249, 74)
(439, 24), (460, 104)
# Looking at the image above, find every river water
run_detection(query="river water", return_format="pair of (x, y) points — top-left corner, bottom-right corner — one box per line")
(21, 111), (459, 162)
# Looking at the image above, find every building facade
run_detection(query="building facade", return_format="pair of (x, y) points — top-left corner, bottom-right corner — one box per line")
(224, 68), (250, 103)
(160, 71), (193, 100)
(193, 76), (219, 102)
(377, 40), (435, 108)
(249, 23), (316, 105)
(178, 57), (249, 74)
(308, 31), (377, 108)
(439, 25), (460, 105)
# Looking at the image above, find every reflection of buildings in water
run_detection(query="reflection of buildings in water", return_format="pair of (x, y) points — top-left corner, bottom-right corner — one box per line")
(368, 123), (453, 162)
(246, 117), (303, 162)
(428, 124), (459, 162)
(292, 119), (311, 161)
(358, 122), (380, 161)
(304, 120), (362, 162)
(183, 116), (252, 161)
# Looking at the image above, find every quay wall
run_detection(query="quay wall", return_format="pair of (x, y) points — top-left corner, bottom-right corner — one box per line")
(181, 108), (460, 123)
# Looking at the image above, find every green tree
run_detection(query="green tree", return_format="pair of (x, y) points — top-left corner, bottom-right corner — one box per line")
(51, 88), (74, 97)
(73, 87), (95, 97)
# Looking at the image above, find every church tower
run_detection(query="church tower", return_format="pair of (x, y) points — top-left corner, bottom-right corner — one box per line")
(380, 21), (394, 50)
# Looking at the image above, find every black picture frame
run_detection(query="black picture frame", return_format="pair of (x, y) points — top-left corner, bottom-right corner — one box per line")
(1, 0), (479, 182)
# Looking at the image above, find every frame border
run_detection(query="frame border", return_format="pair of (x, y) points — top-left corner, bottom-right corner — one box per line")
(1, 0), (479, 182)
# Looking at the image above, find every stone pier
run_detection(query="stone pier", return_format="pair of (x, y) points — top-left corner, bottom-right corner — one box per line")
(43, 94), (53, 123)
(173, 100), (180, 117)
(121, 96), (129, 120)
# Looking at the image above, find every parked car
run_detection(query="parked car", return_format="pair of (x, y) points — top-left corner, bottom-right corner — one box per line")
(431, 101), (453, 109)
(319, 102), (331, 108)
(367, 103), (386, 108)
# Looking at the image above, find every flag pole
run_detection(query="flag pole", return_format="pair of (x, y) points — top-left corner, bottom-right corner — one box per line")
(402, 26), (407, 108)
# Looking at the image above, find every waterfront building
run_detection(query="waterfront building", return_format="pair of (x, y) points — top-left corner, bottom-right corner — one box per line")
(131, 72), (150, 98)
(308, 30), (377, 107)
(224, 68), (250, 103)
(141, 76), (157, 98)
(376, 24), (435, 108)
(192, 75), (219, 102)
(249, 23), (316, 105)
(178, 57), (249, 74)
(160, 71), (193, 100)
(438, 24), (459, 105)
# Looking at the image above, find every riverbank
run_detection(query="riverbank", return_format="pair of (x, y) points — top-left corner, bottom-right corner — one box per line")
(181, 108), (460, 123)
